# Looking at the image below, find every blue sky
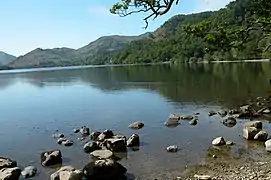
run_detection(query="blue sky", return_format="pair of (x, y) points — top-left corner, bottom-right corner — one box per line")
(0, 0), (232, 56)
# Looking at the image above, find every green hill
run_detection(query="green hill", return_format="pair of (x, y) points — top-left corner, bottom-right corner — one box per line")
(9, 34), (150, 69)
(111, 0), (271, 64)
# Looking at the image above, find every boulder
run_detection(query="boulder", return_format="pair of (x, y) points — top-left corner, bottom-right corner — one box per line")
(189, 119), (198, 126)
(73, 129), (80, 133)
(240, 105), (251, 113)
(52, 133), (64, 139)
(265, 139), (271, 152)
(128, 121), (144, 130)
(97, 130), (114, 142)
(21, 166), (37, 178)
(228, 109), (240, 115)
(127, 134), (140, 147)
(208, 110), (217, 116)
(84, 142), (100, 153)
(51, 166), (82, 180)
(0, 167), (21, 180)
(83, 159), (127, 180)
(90, 131), (101, 141)
(165, 114), (181, 127)
(0, 157), (17, 170)
(212, 137), (226, 146)
(168, 114), (180, 121)
(254, 130), (268, 141)
(57, 138), (73, 146)
(106, 138), (127, 152)
(221, 116), (237, 127)
(258, 108), (266, 114)
(243, 121), (262, 130)
(91, 150), (113, 160)
(257, 102), (264, 107)
(80, 126), (90, 136)
(243, 127), (260, 140)
(166, 145), (178, 152)
(218, 110), (227, 117)
(263, 109), (271, 114)
(41, 150), (62, 166)
(57, 138), (66, 144)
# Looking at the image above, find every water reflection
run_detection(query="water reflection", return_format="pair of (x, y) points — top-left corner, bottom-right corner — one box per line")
(1, 62), (271, 107)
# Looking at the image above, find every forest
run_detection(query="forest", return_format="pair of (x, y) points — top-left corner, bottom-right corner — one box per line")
(110, 0), (271, 64)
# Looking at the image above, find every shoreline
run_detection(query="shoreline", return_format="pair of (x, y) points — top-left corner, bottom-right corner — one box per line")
(0, 58), (270, 74)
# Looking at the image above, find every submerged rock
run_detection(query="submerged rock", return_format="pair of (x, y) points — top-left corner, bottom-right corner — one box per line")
(80, 126), (90, 136)
(128, 121), (144, 130)
(127, 134), (140, 147)
(208, 110), (217, 116)
(91, 150), (113, 160)
(212, 137), (226, 146)
(226, 141), (234, 146)
(181, 115), (194, 120)
(41, 150), (62, 166)
(218, 110), (228, 117)
(0, 167), (21, 180)
(221, 116), (237, 127)
(166, 145), (179, 152)
(52, 133), (64, 139)
(50, 166), (82, 180)
(73, 129), (80, 133)
(21, 166), (37, 178)
(83, 159), (127, 180)
(189, 119), (198, 126)
(164, 120), (180, 127)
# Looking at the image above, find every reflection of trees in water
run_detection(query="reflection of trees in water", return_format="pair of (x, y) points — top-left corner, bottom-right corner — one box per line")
(0, 63), (270, 106)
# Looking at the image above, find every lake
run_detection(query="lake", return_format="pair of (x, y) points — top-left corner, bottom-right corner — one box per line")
(1, 62), (271, 179)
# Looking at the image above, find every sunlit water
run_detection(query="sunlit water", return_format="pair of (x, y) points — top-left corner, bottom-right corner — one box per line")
(1, 63), (271, 179)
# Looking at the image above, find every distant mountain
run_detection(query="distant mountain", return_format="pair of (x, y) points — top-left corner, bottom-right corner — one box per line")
(9, 48), (81, 69)
(0, 51), (16, 66)
(78, 33), (151, 57)
(9, 34), (150, 69)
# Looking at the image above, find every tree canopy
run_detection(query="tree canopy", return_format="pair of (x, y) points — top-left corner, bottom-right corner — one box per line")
(108, 0), (271, 64)
(110, 0), (180, 28)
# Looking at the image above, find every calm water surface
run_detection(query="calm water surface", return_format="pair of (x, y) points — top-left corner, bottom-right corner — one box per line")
(1, 63), (271, 179)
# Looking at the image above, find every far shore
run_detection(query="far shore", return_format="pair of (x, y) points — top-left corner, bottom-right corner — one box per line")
(0, 58), (270, 74)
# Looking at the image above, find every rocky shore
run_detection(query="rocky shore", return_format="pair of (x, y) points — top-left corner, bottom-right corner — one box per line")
(2, 93), (271, 179)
